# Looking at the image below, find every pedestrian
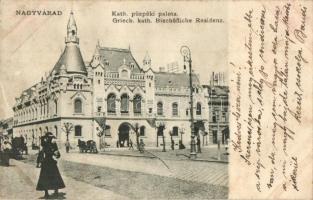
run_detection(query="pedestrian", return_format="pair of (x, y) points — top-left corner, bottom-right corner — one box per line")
(196, 136), (201, 153)
(2, 141), (12, 166)
(129, 139), (134, 150)
(65, 140), (70, 153)
(139, 139), (145, 153)
(171, 139), (174, 150)
(36, 147), (44, 168)
(116, 140), (119, 148)
(36, 132), (65, 198)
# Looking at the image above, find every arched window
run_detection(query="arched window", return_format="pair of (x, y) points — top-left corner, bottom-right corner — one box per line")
(74, 99), (82, 113)
(133, 95), (142, 114)
(172, 126), (179, 136)
(196, 102), (202, 115)
(107, 93), (116, 113)
(121, 69), (128, 79)
(120, 94), (129, 113)
(172, 102), (178, 116)
(140, 126), (145, 136)
(157, 102), (163, 115)
(75, 125), (82, 137)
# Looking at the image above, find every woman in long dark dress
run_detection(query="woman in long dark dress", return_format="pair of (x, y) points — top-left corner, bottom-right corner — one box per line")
(2, 141), (12, 166)
(36, 132), (65, 198)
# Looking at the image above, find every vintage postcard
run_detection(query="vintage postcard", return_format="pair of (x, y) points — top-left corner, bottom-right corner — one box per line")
(0, 0), (311, 199)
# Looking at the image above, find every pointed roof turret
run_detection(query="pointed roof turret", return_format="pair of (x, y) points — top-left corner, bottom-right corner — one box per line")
(67, 11), (76, 28)
(66, 11), (79, 44)
(94, 41), (101, 56)
(143, 51), (151, 62)
(143, 51), (151, 69)
(52, 11), (87, 75)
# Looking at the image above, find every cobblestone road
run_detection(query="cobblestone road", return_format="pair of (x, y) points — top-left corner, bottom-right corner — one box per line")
(62, 152), (228, 187)
(168, 160), (228, 186)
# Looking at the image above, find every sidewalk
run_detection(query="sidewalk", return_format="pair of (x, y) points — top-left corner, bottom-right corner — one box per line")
(0, 159), (127, 200)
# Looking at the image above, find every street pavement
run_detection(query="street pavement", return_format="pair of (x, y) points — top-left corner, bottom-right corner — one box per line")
(0, 148), (228, 199)
(61, 150), (228, 187)
(0, 159), (127, 200)
(168, 160), (228, 186)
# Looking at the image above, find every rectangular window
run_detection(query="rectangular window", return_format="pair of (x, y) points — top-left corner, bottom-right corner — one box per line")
(221, 112), (226, 122)
(157, 103), (163, 115)
(75, 125), (82, 137)
(212, 111), (219, 123)
(149, 108), (152, 113)
(172, 103), (178, 116)
(172, 127), (178, 136)
(212, 130), (217, 144)
(140, 126), (145, 136)
(105, 127), (111, 137)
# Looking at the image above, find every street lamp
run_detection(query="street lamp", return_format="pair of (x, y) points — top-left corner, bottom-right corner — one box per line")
(180, 45), (197, 159)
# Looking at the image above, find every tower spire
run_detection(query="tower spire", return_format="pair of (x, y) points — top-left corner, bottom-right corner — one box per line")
(66, 11), (79, 44)
(143, 51), (151, 69)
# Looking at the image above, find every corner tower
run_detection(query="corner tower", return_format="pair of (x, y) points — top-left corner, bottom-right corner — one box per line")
(52, 11), (87, 75)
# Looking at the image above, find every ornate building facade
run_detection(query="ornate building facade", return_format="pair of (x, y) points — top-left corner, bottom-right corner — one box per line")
(204, 72), (229, 145)
(12, 12), (211, 149)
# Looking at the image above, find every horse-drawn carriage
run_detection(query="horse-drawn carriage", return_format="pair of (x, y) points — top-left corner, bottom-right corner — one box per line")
(11, 136), (28, 159)
(77, 139), (98, 153)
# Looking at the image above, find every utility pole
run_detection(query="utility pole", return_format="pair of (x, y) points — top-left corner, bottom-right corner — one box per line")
(180, 46), (196, 159)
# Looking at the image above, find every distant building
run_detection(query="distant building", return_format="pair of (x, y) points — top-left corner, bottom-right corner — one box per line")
(204, 72), (229, 144)
(0, 117), (13, 140)
(12, 12), (210, 149)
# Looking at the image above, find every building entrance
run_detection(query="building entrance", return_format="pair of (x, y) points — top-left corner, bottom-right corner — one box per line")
(118, 123), (130, 147)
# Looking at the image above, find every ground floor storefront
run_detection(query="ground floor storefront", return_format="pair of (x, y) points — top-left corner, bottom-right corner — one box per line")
(11, 118), (227, 150)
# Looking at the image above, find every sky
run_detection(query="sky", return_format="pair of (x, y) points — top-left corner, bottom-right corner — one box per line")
(0, 0), (228, 119)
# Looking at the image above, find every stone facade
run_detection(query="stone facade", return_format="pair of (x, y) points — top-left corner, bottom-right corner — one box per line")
(12, 12), (214, 150)
(204, 72), (229, 145)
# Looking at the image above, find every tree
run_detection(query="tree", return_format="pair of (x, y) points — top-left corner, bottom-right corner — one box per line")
(133, 123), (140, 150)
(179, 128), (185, 144)
(95, 117), (106, 151)
(156, 122), (166, 152)
(200, 129), (208, 146)
(156, 122), (165, 148)
(169, 130), (174, 150)
(62, 122), (73, 142)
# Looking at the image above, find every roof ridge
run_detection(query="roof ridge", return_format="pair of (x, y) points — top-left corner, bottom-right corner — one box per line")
(155, 71), (198, 75)
(99, 46), (130, 52)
